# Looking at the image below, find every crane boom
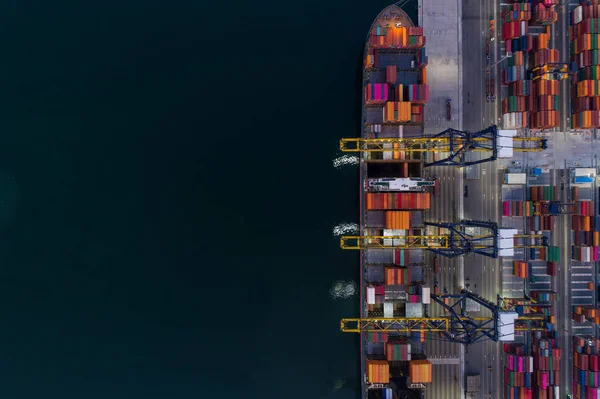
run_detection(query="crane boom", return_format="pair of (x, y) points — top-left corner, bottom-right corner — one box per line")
(340, 234), (544, 250)
(340, 317), (544, 333)
(340, 136), (545, 152)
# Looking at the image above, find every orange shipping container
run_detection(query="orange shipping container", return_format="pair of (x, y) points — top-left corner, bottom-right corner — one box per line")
(366, 360), (390, 383)
(421, 68), (427, 84)
(409, 359), (432, 383)
(385, 211), (411, 229)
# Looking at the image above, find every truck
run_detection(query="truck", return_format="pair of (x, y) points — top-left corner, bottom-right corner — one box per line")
(466, 374), (481, 399)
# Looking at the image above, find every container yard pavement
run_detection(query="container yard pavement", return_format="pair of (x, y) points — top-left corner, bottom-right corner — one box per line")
(419, 0), (464, 397)
(461, 0), (504, 398)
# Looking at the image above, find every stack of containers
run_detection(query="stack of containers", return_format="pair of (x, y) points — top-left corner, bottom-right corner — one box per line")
(546, 261), (558, 276)
(386, 65), (397, 84)
(366, 193), (431, 210)
(415, 47), (428, 69)
(573, 305), (600, 324)
(366, 359), (390, 383)
(501, 4), (529, 110)
(531, 1), (558, 26)
(513, 260), (533, 278)
(570, 3), (600, 128)
(571, 245), (599, 261)
(571, 199), (599, 261)
(405, 284), (430, 304)
(532, 336), (561, 398)
(394, 84), (428, 124)
(529, 186), (558, 201)
(503, 200), (535, 216)
(369, 25), (425, 49)
(538, 246), (560, 262)
(529, 29), (561, 130)
(384, 267), (410, 285)
(383, 102), (412, 122)
(530, 291), (558, 302)
(385, 211), (411, 229)
(408, 359), (432, 383)
(407, 84), (429, 103)
(573, 335), (600, 399)
(367, 332), (388, 343)
(365, 84), (390, 104)
(529, 215), (555, 231)
(385, 342), (411, 361)
(503, 20), (529, 128)
(393, 249), (410, 266)
(367, 284), (386, 305)
(504, 343), (534, 398)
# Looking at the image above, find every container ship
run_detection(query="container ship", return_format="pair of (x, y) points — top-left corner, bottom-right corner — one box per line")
(359, 4), (432, 399)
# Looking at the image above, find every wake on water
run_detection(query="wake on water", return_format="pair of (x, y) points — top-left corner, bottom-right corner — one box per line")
(333, 155), (359, 168)
(332, 223), (359, 236)
(330, 280), (357, 300)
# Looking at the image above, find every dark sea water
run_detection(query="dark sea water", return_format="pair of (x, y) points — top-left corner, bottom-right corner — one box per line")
(0, 1), (416, 398)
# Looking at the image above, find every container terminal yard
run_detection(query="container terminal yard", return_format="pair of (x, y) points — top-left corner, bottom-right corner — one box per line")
(336, 0), (600, 398)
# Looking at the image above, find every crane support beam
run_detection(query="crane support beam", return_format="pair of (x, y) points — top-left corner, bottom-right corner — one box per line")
(341, 289), (546, 344)
(425, 220), (499, 258)
(340, 125), (545, 166)
(340, 235), (448, 250)
(341, 318), (449, 333)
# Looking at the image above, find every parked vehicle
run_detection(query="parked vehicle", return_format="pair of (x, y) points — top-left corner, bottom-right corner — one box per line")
(463, 185), (469, 198)
(446, 99), (452, 120)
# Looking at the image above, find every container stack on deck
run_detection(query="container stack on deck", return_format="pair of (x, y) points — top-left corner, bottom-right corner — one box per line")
(573, 335), (600, 399)
(570, 2), (600, 128)
(362, 7), (434, 398)
(501, 2), (561, 130)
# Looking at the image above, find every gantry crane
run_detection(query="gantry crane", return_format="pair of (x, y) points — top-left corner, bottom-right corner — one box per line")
(341, 289), (545, 345)
(340, 125), (548, 167)
(340, 220), (546, 258)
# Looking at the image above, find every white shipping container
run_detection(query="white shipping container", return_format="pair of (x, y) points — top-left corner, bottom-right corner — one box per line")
(405, 302), (423, 318)
(505, 173), (526, 184)
(575, 6), (583, 25)
(383, 229), (392, 247)
(398, 125), (403, 138)
(421, 286), (431, 304)
(383, 142), (393, 160)
(367, 286), (376, 304)
(384, 302), (394, 318)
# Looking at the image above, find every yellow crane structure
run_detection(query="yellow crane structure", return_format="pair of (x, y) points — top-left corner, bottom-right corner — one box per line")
(339, 125), (548, 167)
(340, 136), (545, 153)
(340, 290), (546, 344)
(339, 220), (545, 258)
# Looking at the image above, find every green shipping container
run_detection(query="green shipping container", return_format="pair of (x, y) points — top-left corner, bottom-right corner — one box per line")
(409, 36), (417, 45)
